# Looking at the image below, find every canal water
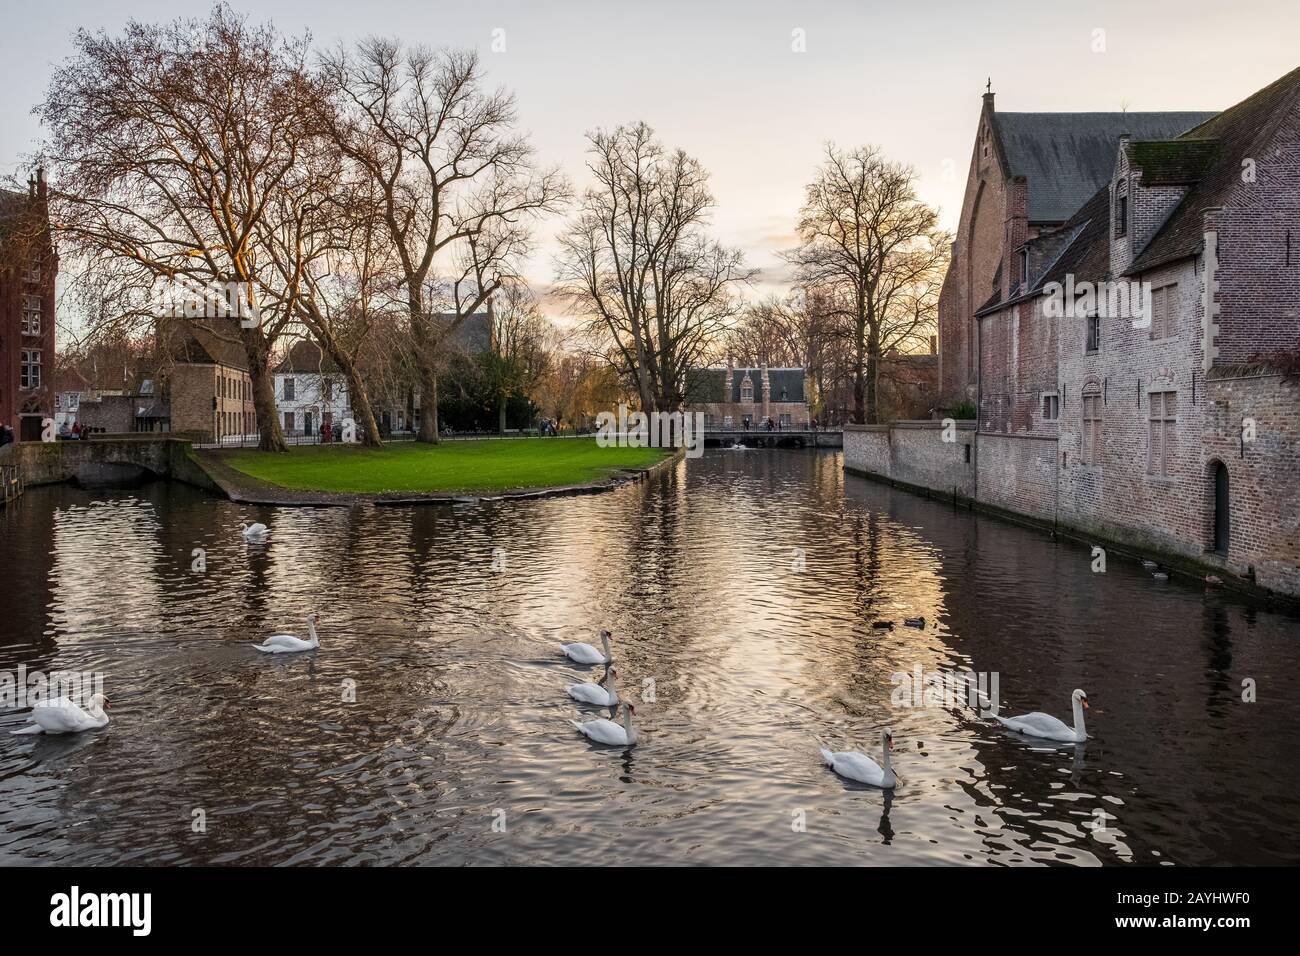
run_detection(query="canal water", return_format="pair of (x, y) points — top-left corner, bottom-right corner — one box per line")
(1, 449), (1297, 866)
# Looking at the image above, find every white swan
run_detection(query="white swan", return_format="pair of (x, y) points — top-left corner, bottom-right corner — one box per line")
(11, 694), (110, 735)
(241, 521), (269, 541)
(572, 701), (638, 746)
(568, 666), (620, 706)
(252, 613), (321, 653)
(994, 688), (1088, 742)
(560, 629), (612, 665)
(821, 729), (897, 788)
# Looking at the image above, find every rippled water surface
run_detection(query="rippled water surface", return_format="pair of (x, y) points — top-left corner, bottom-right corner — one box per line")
(1, 449), (1298, 866)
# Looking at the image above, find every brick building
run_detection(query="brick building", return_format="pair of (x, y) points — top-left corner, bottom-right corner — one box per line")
(936, 90), (1213, 404)
(683, 363), (809, 429)
(156, 318), (255, 442)
(0, 171), (57, 441)
(849, 67), (1300, 600)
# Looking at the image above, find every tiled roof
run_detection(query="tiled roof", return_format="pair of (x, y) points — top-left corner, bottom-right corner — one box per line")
(274, 340), (340, 375)
(993, 111), (1216, 222)
(1129, 64), (1300, 274)
(683, 367), (807, 404)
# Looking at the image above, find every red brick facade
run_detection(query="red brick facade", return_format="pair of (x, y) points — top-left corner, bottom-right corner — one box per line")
(0, 173), (57, 441)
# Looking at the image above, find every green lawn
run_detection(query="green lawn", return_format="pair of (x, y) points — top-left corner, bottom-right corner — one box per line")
(224, 438), (673, 494)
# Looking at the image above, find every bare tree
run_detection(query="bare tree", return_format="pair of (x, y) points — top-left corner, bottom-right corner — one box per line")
(787, 145), (948, 424)
(319, 40), (566, 442)
(38, 5), (326, 450)
(480, 281), (551, 433)
(555, 122), (752, 412)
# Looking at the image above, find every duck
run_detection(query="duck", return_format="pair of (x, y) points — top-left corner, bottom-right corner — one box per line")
(903, 616), (926, 629)
(241, 521), (269, 541)
(11, 694), (111, 735)
(871, 620), (894, 630)
(572, 701), (638, 746)
(821, 729), (897, 788)
(994, 688), (1089, 742)
(252, 613), (321, 653)
(561, 629), (613, 665)
(568, 665), (620, 706)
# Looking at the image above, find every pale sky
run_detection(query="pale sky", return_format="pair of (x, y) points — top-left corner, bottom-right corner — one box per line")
(3, 0), (1298, 324)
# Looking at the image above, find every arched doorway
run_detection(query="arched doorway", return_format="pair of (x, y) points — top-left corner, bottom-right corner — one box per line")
(1211, 460), (1230, 554)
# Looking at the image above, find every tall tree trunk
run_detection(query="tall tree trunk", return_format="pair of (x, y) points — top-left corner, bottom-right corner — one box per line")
(498, 392), (507, 434)
(243, 332), (286, 452)
(343, 362), (383, 448)
(417, 364), (440, 444)
(865, 352), (880, 425)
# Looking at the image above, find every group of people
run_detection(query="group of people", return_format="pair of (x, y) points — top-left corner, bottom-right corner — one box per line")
(0, 421), (14, 447)
(539, 418), (560, 436)
(742, 417), (783, 432)
(57, 421), (89, 440)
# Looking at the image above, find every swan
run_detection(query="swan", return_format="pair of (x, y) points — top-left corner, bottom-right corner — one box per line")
(561, 629), (613, 665)
(568, 666), (620, 706)
(572, 701), (638, 746)
(11, 694), (110, 735)
(994, 688), (1088, 742)
(821, 729), (897, 788)
(252, 613), (321, 653)
(241, 521), (269, 541)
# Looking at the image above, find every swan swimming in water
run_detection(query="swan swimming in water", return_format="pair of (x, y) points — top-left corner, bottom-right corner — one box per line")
(11, 694), (111, 735)
(241, 521), (269, 541)
(572, 701), (638, 746)
(994, 688), (1089, 742)
(568, 666), (620, 706)
(821, 729), (898, 788)
(561, 629), (613, 665)
(252, 614), (321, 653)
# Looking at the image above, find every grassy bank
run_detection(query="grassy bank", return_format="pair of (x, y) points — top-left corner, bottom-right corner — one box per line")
(223, 438), (673, 494)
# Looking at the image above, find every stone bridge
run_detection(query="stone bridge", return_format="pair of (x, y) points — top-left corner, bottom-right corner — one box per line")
(704, 428), (842, 449)
(0, 436), (221, 491)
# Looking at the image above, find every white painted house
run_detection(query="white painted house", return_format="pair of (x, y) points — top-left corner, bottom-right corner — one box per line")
(273, 340), (350, 438)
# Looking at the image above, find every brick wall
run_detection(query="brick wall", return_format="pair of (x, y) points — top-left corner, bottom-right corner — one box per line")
(1203, 370), (1300, 595)
(843, 421), (976, 498)
(974, 432), (1058, 520)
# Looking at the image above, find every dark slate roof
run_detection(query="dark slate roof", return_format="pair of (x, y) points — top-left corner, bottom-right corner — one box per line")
(1129, 139), (1222, 185)
(434, 311), (491, 355)
(274, 340), (340, 375)
(976, 184), (1113, 317)
(1129, 65), (1300, 273)
(160, 318), (249, 370)
(994, 111), (1216, 222)
(683, 367), (807, 404)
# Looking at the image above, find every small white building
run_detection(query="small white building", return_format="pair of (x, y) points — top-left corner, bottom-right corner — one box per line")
(273, 341), (350, 438)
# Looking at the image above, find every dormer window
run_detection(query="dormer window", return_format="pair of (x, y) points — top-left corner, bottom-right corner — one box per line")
(1114, 179), (1128, 238)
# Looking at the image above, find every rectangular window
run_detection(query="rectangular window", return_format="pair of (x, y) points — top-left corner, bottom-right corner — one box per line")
(1147, 390), (1177, 476)
(1115, 195), (1128, 237)
(284, 377), (295, 401)
(1041, 393), (1060, 422)
(1082, 395), (1103, 465)
(1150, 284), (1177, 340)
(1085, 313), (1100, 353)
(20, 350), (41, 389)
(284, 411), (295, 432)
(22, 295), (41, 335)
(23, 264), (41, 284)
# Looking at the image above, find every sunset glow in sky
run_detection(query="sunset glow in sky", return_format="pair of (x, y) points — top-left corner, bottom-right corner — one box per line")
(3, 0), (1298, 324)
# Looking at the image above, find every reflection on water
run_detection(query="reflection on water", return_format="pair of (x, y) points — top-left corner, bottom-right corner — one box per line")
(1, 451), (1298, 866)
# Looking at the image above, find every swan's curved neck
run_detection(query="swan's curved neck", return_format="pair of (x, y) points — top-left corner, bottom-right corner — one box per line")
(881, 737), (893, 779)
(622, 704), (634, 738)
(600, 633), (611, 659)
(1072, 699), (1087, 739)
(308, 618), (319, 644)
(606, 671), (619, 700)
